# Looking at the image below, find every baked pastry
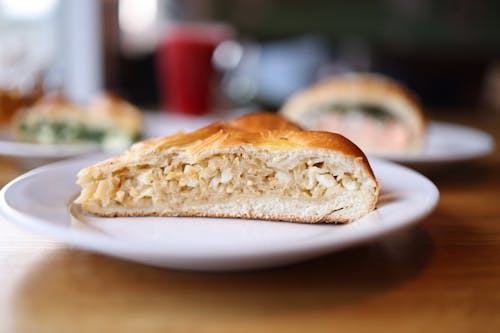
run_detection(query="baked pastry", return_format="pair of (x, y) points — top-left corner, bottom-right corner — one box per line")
(13, 93), (142, 150)
(75, 113), (379, 223)
(280, 73), (426, 155)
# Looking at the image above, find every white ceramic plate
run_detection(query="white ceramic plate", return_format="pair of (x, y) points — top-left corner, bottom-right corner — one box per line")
(0, 154), (439, 271)
(372, 121), (494, 163)
(0, 126), (100, 159)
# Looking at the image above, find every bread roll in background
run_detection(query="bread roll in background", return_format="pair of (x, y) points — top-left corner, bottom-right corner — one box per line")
(12, 92), (143, 150)
(280, 73), (426, 155)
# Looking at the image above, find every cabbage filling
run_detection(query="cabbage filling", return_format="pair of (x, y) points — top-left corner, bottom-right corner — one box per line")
(76, 152), (364, 209)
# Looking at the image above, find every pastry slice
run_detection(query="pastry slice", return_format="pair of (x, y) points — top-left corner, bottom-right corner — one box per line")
(280, 73), (426, 155)
(13, 93), (142, 150)
(75, 113), (379, 223)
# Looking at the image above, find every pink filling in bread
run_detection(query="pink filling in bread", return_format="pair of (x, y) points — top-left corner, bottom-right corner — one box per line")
(316, 113), (411, 151)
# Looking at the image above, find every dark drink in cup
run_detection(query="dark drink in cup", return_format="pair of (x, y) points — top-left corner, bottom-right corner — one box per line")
(157, 23), (233, 115)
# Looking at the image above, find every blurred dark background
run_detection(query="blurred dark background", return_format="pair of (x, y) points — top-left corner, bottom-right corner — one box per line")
(2, 0), (500, 113)
(110, 0), (500, 112)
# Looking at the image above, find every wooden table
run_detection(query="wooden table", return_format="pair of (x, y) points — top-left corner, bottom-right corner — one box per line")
(0, 112), (499, 333)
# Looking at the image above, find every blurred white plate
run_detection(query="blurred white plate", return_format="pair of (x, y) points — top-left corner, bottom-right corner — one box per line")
(373, 121), (494, 164)
(0, 154), (438, 271)
(0, 126), (100, 159)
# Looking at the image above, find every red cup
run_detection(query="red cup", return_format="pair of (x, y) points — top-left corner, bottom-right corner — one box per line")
(157, 23), (233, 115)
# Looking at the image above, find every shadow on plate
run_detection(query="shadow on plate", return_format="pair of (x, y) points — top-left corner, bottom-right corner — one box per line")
(11, 225), (433, 333)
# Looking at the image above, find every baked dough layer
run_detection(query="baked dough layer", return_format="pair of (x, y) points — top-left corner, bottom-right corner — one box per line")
(75, 113), (379, 223)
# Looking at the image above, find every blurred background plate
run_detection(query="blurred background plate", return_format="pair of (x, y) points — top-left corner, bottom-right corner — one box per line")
(0, 126), (100, 159)
(370, 121), (495, 164)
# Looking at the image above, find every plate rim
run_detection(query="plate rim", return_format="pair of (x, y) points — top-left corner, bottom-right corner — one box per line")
(0, 127), (101, 158)
(371, 121), (495, 163)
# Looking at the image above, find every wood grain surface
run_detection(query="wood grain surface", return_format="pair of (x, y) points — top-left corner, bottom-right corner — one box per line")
(0, 112), (499, 333)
